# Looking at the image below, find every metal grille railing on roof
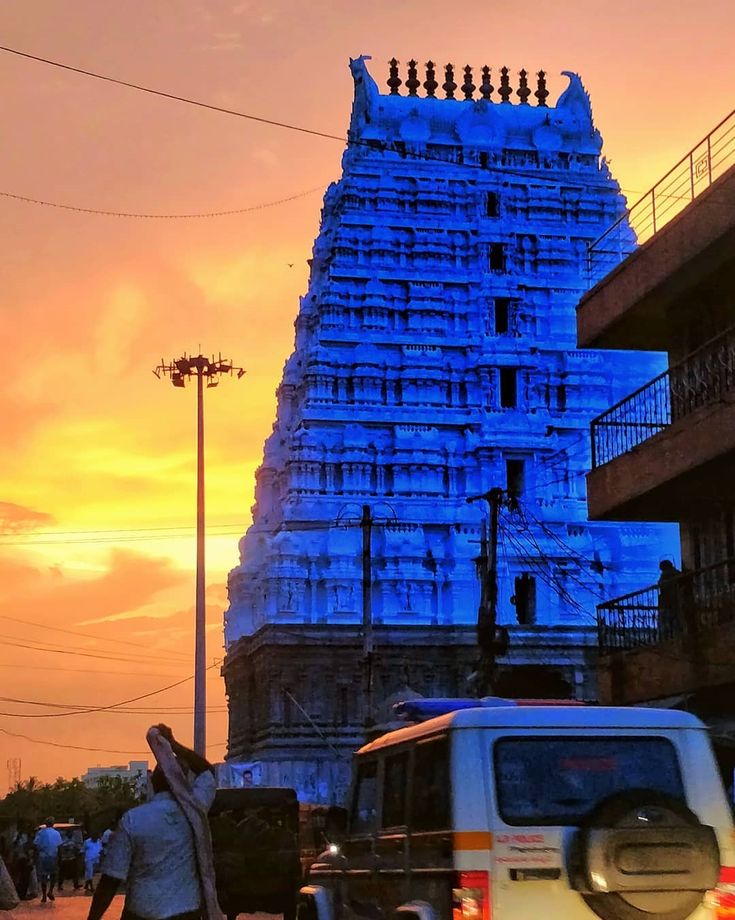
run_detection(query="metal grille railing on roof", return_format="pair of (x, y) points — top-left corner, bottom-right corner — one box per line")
(597, 558), (735, 654)
(590, 323), (735, 468)
(587, 109), (735, 285)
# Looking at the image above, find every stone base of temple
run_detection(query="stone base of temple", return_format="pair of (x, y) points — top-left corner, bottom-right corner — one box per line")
(222, 622), (597, 804)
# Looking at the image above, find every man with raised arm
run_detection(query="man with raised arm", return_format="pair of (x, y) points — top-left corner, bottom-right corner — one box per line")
(87, 725), (216, 920)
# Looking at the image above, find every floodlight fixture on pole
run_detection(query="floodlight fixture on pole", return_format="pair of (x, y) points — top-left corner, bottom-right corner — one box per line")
(154, 352), (245, 755)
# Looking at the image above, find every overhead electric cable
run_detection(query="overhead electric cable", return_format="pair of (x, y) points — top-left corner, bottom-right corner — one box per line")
(0, 184), (323, 219)
(0, 635), (189, 666)
(0, 697), (228, 715)
(0, 520), (244, 538)
(0, 42), (645, 199)
(0, 726), (149, 754)
(0, 613), (190, 658)
(498, 518), (595, 623)
(0, 663), (185, 678)
(0, 45), (344, 142)
(0, 664), (217, 719)
(0, 522), (246, 546)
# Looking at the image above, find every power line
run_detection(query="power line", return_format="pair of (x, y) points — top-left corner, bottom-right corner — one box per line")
(517, 503), (602, 574)
(0, 726), (149, 755)
(0, 663), (186, 678)
(0, 698), (228, 715)
(0, 45), (344, 142)
(0, 530), (244, 546)
(0, 184), (324, 219)
(1, 521), (244, 538)
(0, 614), (191, 659)
(0, 523), (246, 546)
(512, 510), (605, 608)
(0, 663), (218, 719)
(0, 634), (190, 666)
(498, 517), (595, 623)
(0, 43), (637, 199)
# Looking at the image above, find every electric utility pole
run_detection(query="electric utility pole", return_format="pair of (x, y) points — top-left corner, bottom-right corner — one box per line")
(154, 353), (245, 755)
(337, 502), (396, 731)
(467, 488), (509, 696)
(361, 504), (374, 728)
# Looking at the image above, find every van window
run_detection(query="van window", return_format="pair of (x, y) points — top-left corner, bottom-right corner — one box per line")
(382, 752), (409, 828)
(351, 760), (378, 834)
(411, 737), (450, 831)
(494, 736), (684, 826)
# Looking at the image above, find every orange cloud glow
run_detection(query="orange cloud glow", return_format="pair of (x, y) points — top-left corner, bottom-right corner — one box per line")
(0, 0), (733, 783)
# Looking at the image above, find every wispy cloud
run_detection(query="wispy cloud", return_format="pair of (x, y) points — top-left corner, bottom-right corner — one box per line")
(0, 502), (55, 534)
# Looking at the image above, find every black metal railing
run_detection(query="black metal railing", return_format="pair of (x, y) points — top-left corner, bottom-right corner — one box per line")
(598, 558), (735, 654)
(587, 109), (735, 285)
(591, 324), (735, 468)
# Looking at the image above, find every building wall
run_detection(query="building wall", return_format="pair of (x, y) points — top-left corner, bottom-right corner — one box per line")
(223, 58), (678, 793)
(81, 760), (149, 790)
(223, 623), (596, 804)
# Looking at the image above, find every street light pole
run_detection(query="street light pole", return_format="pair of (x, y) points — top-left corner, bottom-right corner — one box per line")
(195, 367), (206, 757)
(154, 353), (245, 755)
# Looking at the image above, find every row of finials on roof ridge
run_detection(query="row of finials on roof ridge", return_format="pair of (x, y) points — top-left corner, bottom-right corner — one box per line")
(387, 59), (550, 105)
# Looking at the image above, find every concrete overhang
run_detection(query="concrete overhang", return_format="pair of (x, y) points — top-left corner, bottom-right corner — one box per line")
(586, 393), (735, 521)
(598, 619), (735, 706)
(578, 164), (735, 350)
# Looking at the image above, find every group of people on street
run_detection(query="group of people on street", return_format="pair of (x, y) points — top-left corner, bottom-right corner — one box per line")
(8, 820), (112, 902)
(3, 724), (217, 920)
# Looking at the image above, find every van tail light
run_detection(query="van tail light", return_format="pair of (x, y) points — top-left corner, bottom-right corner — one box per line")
(452, 870), (490, 920)
(706, 867), (735, 917)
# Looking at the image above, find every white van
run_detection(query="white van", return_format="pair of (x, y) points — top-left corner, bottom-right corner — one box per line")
(299, 700), (735, 920)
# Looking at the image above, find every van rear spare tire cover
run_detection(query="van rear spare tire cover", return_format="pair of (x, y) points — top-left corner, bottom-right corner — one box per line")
(575, 789), (720, 920)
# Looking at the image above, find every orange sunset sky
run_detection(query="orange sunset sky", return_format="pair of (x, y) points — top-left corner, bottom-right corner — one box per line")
(0, 0), (733, 786)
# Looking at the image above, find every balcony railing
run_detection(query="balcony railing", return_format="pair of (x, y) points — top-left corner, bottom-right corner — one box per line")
(598, 558), (735, 654)
(591, 324), (735, 468)
(587, 109), (735, 285)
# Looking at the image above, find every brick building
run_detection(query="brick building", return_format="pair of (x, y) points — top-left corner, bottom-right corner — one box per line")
(577, 110), (735, 779)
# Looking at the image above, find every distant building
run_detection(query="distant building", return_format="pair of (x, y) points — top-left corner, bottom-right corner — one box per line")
(577, 113), (735, 778)
(81, 760), (149, 793)
(223, 55), (676, 803)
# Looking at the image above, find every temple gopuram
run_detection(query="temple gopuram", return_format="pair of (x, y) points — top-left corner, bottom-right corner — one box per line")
(222, 57), (676, 803)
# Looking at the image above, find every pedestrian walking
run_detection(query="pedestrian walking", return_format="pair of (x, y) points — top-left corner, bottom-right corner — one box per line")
(57, 828), (82, 892)
(83, 834), (102, 893)
(9, 829), (31, 900)
(100, 827), (114, 852)
(33, 818), (63, 903)
(87, 724), (217, 920)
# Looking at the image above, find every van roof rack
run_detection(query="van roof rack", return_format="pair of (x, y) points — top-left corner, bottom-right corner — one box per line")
(393, 697), (585, 722)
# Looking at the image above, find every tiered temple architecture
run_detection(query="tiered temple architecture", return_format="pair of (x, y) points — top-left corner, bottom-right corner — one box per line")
(222, 57), (677, 803)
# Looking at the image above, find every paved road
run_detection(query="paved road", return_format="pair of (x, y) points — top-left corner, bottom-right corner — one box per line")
(11, 890), (124, 919)
(11, 891), (276, 919)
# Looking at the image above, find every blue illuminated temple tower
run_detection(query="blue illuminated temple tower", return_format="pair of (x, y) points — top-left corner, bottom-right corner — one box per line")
(222, 58), (676, 801)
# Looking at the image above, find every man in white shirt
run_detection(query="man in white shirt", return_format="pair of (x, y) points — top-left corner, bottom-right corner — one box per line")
(33, 818), (63, 903)
(87, 726), (216, 920)
(83, 834), (102, 892)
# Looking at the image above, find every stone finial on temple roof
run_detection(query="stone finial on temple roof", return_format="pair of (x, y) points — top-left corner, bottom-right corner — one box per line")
(535, 70), (549, 106)
(517, 69), (531, 104)
(387, 58), (402, 95)
(424, 60), (438, 97)
(406, 60), (420, 96)
(443, 63), (457, 99)
(461, 65), (475, 100)
(498, 66), (512, 103)
(375, 58), (559, 108)
(480, 65), (493, 101)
